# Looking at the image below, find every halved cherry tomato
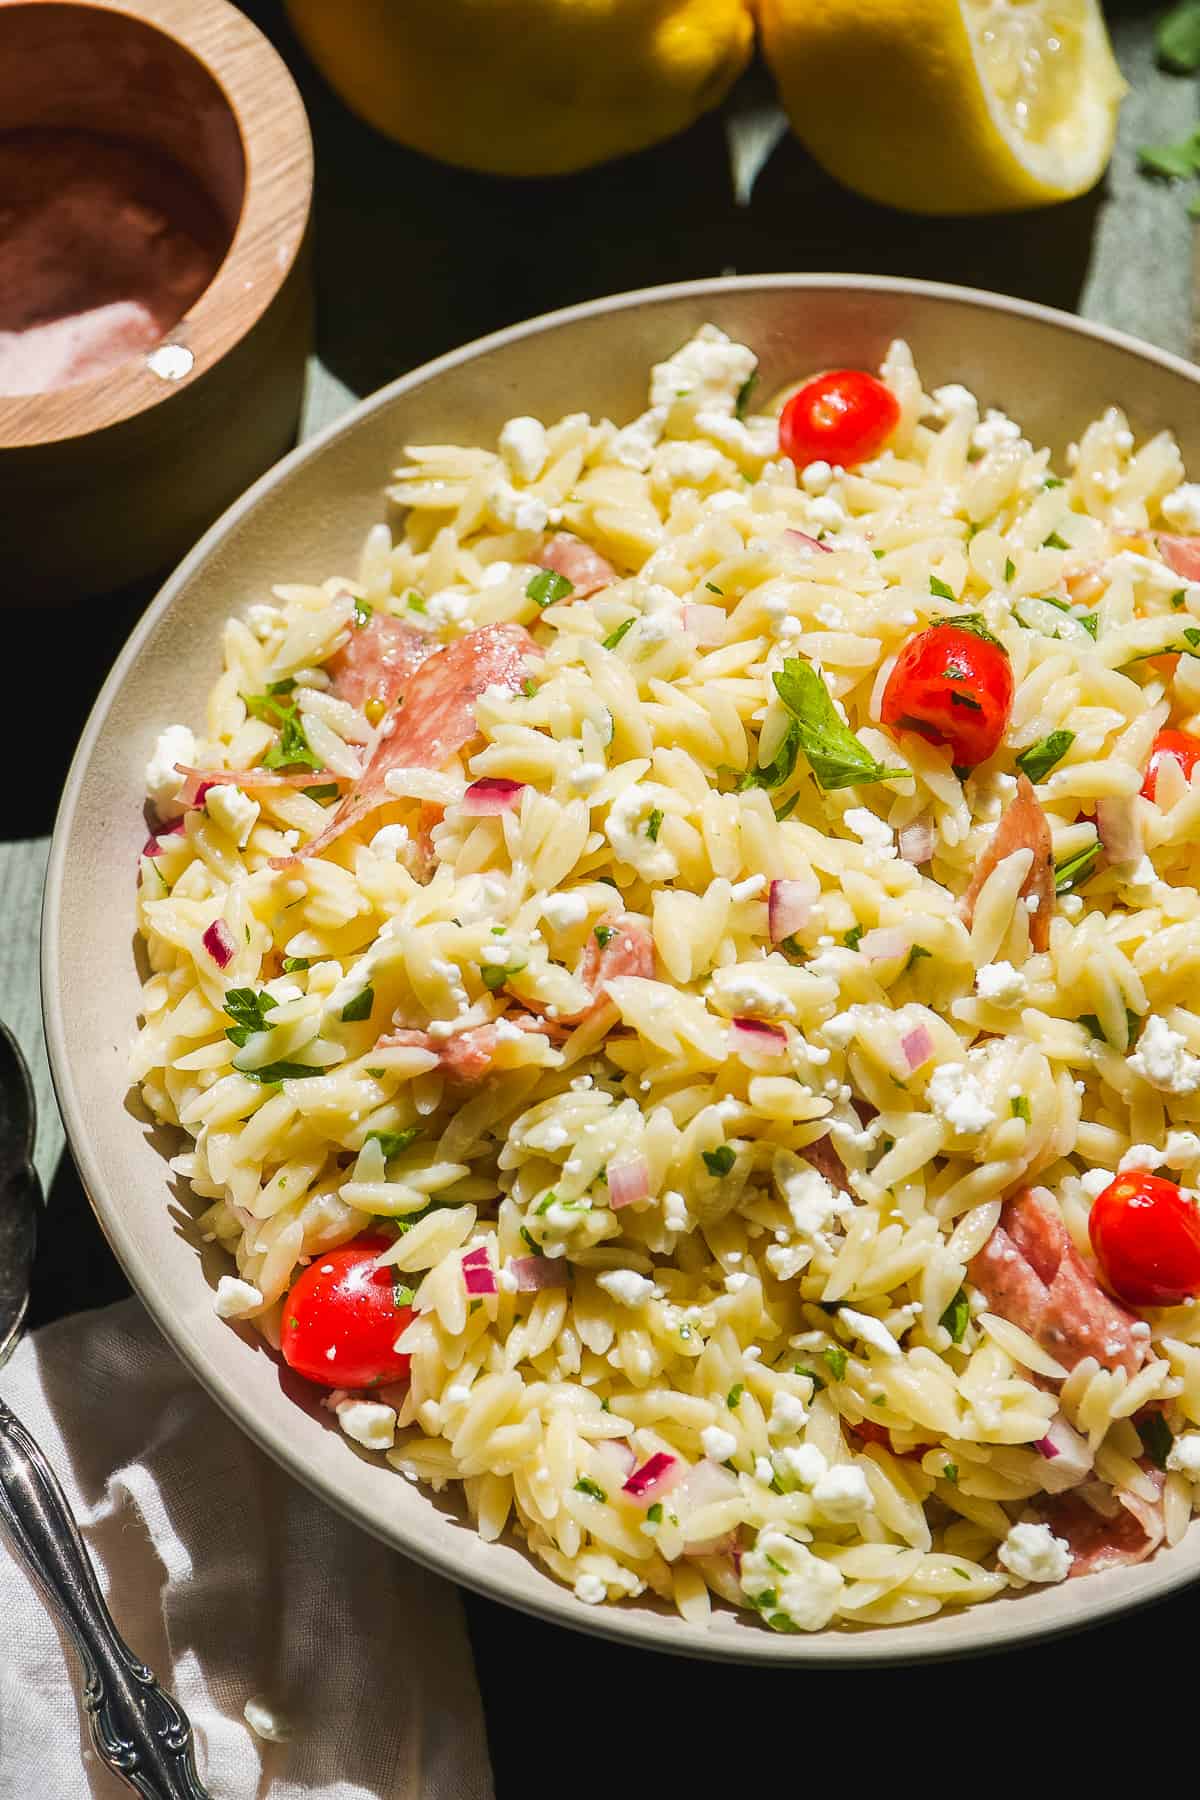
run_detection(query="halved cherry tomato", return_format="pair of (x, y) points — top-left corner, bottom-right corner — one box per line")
(879, 621), (1013, 767)
(779, 369), (900, 470)
(280, 1235), (414, 1389)
(1141, 728), (1200, 803)
(1089, 1174), (1200, 1308)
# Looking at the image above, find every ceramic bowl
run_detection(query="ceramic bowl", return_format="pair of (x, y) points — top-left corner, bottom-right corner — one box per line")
(43, 276), (1200, 1662)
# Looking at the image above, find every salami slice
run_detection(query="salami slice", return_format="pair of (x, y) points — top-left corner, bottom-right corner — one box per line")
(1158, 534), (1200, 583)
(377, 1014), (550, 1082)
(271, 623), (538, 866)
(961, 773), (1055, 953)
(1035, 1474), (1164, 1577)
(175, 765), (352, 808)
(535, 533), (617, 599)
(326, 612), (432, 711)
(969, 1188), (1145, 1376)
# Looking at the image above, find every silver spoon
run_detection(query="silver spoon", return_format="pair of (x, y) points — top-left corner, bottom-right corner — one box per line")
(0, 1022), (211, 1798)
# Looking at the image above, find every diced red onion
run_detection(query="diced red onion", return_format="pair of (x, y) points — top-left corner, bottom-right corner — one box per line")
(462, 1244), (498, 1295)
(898, 816), (935, 865)
(202, 920), (236, 968)
(768, 875), (818, 943)
(732, 1017), (787, 1060)
(1034, 1414), (1094, 1492)
(858, 926), (911, 964)
(622, 1451), (683, 1506)
(682, 603), (726, 644)
(785, 529), (833, 555)
(1095, 794), (1142, 865)
(900, 1024), (934, 1072)
(607, 1154), (650, 1211)
(1033, 1436), (1060, 1460)
(462, 778), (526, 817)
(142, 835), (164, 858)
(508, 1256), (568, 1291)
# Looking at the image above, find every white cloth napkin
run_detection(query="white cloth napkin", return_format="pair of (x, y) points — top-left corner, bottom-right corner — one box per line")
(0, 1300), (494, 1800)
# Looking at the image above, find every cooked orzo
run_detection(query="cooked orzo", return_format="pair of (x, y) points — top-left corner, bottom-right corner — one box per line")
(134, 326), (1200, 1631)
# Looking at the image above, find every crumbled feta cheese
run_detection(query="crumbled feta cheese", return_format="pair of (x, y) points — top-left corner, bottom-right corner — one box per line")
(611, 406), (666, 470)
(492, 1018), (525, 1043)
(739, 1527), (844, 1631)
(605, 782), (679, 882)
(712, 966), (796, 1020)
(812, 1464), (875, 1523)
(425, 589), (470, 630)
(729, 874), (767, 902)
(479, 561), (513, 589)
(765, 1242), (809, 1281)
(145, 724), (195, 817)
(596, 1269), (654, 1308)
(662, 1190), (689, 1232)
(931, 383), (976, 420)
(1080, 1168), (1114, 1199)
(498, 415), (548, 482)
(972, 409), (1022, 453)
(244, 603), (284, 641)
(778, 1164), (849, 1240)
(1166, 1130), (1200, 1166)
(649, 325), (756, 419)
(839, 1307), (902, 1359)
(805, 495), (846, 531)
(768, 1391), (809, 1438)
(1118, 1143), (1163, 1174)
(701, 1424), (738, 1463)
(801, 459), (834, 494)
(975, 961), (1026, 1007)
(724, 1271), (751, 1293)
(1166, 1432), (1200, 1480)
(843, 807), (896, 858)
(370, 824), (410, 856)
(821, 1010), (859, 1049)
(214, 1276), (263, 1319)
(997, 1521), (1071, 1584)
(927, 1062), (996, 1135)
(570, 760), (607, 793)
(776, 1444), (828, 1487)
(755, 1455), (775, 1485)
(541, 891), (589, 931)
(204, 782), (259, 849)
(657, 441), (725, 485)
(335, 1398), (397, 1451)
(574, 1573), (607, 1605)
(1162, 484), (1200, 532)
(1129, 1015), (1200, 1096)
(487, 479), (550, 534)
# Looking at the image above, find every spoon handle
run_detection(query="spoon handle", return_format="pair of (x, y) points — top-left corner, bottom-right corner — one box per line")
(0, 1397), (211, 1798)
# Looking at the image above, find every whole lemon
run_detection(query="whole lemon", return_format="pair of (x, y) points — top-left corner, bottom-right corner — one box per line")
(757, 0), (1126, 215)
(285, 0), (755, 177)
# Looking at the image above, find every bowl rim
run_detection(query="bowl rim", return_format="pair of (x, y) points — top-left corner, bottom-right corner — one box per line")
(43, 272), (1200, 1664)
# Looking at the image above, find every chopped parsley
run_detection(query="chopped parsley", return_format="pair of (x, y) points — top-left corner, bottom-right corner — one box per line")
(526, 569), (573, 609)
(1011, 1095), (1031, 1123)
(1078, 613), (1099, 639)
(772, 658), (905, 791)
(481, 958), (525, 991)
(929, 575), (957, 601)
(794, 1364), (825, 1390)
(646, 1502), (664, 1524)
(366, 1125), (423, 1159)
(1138, 127), (1200, 180)
(1077, 1008), (1142, 1048)
(843, 924), (864, 951)
(705, 581), (725, 595)
(393, 1278), (416, 1308)
(261, 700), (322, 773)
(519, 1227), (540, 1254)
(774, 793), (801, 822)
(303, 782), (340, 801)
(823, 1346), (848, 1382)
(601, 617), (637, 651)
(1044, 476), (1065, 490)
(353, 597), (373, 628)
(1015, 728), (1074, 783)
(1136, 1411), (1173, 1470)
(936, 612), (1006, 651)
(645, 808), (664, 842)
(702, 1145), (736, 1177)
(940, 1288), (970, 1345)
(223, 986), (278, 1047)
(574, 1476), (607, 1503)
(593, 925), (616, 949)
(1004, 557), (1015, 582)
(406, 591), (427, 613)
(1171, 589), (1189, 610)
(1158, 2), (1200, 72)
(236, 1060), (327, 1084)
(943, 1462), (959, 1485)
(1043, 531), (1071, 551)
(905, 943), (931, 972)
(727, 1384), (744, 1410)
(340, 985), (375, 1022)
(281, 956), (311, 973)
(1054, 841), (1101, 894)
(522, 677), (538, 697)
(723, 719), (801, 794)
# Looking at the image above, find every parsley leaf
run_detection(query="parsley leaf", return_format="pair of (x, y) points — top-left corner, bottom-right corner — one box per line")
(574, 1476), (607, 1503)
(1016, 728), (1074, 783)
(406, 591), (427, 614)
(353, 597), (373, 628)
(340, 986), (375, 1022)
(844, 924), (864, 951)
(236, 1059), (327, 1084)
(1136, 1411), (1173, 1470)
(303, 782), (340, 801)
(260, 699), (322, 773)
(593, 924), (616, 949)
(1079, 612), (1099, 639)
(646, 808), (664, 842)
(1171, 589), (1188, 610)
(1158, 1), (1200, 71)
(281, 956), (311, 973)
(940, 1289), (970, 1345)
(223, 986), (278, 1047)
(1054, 841), (1101, 894)
(702, 1145), (736, 1177)
(774, 793), (801, 822)
(905, 943), (931, 973)
(522, 677), (538, 697)
(929, 575), (956, 601)
(646, 1501), (664, 1524)
(823, 1346), (848, 1382)
(1138, 129), (1200, 180)
(601, 617), (636, 651)
(728, 719), (801, 793)
(526, 570), (573, 609)
(772, 658), (905, 792)
(727, 1384), (744, 1410)
(366, 1125), (423, 1159)
(705, 581), (724, 595)
(1043, 476), (1065, 491)
(1004, 557), (1015, 582)
(1011, 1095), (1032, 1124)
(943, 1462), (959, 1485)
(1043, 531), (1070, 551)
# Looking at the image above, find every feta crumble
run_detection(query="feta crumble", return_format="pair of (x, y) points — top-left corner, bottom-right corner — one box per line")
(1128, 1015), (1200, 1096)
(927, 1062), (996, 1135)
(838, 1307), (902, 1359)
(811, 1464), (875, 1523)
(739, 1527), (844, 1631)
(997, 1521), (1072, 1584)
(1166, 1432), (1200, 1480)
(335, 1398), (397, 1452)
(498, 415), (548, 482)
(145, 724), (195, 818)
(701, 1424), (738, 1463)
(975, 961), (1026, 1007)
(843, 807), (896, 858)
(213, 1276), (263, 1319)
(204, 783), (259, 849)
(596, 1269), (654, 1308)
(1162, 484), (1200, 532)
(541, 891), (589, 931)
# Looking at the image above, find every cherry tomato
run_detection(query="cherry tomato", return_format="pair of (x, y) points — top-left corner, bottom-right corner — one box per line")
(779, 369), (900, 470)
(1141, 728), (1200, 803)
(280, 1235), (414, 1389)
(1089, 1174), (1200, 1308)
(879, 622), (1014, 767)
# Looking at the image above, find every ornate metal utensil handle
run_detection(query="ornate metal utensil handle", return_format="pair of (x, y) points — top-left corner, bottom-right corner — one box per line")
(0, 1397), (211, 1798)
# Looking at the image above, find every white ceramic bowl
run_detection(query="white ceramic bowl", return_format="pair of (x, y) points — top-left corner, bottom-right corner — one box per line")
(44, 276), (1200, 1663)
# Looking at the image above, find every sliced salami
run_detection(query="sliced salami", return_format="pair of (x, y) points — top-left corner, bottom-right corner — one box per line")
(1158, 534), (1200, 583)
(961, 772), (1055, 952)
(1035, 1474), (1165, 1578)
(326, 611), (432, 711)
(534, 533), (617, 599)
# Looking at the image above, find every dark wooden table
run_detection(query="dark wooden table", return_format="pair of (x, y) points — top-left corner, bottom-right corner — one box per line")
(4, 1), (1198, 1785)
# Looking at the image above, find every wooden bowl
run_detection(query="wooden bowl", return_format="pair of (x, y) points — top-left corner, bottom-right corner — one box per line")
(0, 0), (312, 603)
(45, 277), (1200, 1662)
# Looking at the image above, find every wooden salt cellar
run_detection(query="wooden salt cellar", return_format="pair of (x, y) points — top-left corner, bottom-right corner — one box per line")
(0, 0), (314, 603)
